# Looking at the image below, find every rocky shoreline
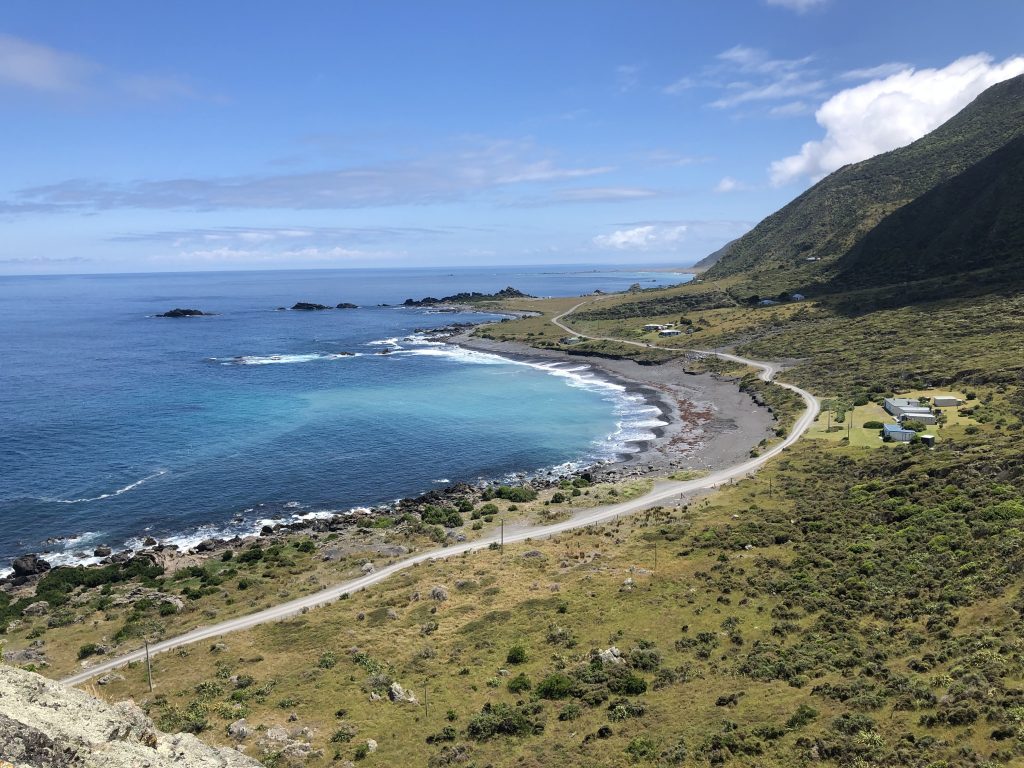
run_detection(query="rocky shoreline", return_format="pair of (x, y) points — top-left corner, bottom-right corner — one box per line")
(1, 309), (775, 591)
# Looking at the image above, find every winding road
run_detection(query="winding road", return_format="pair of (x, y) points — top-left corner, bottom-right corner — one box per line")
(62, 304), (818, 687)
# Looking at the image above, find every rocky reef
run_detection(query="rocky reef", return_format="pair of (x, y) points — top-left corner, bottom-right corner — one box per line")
(157, 309), (211, 318)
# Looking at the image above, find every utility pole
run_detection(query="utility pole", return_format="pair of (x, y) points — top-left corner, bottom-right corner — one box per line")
(500, 519), (504, 555)
(423, 679), (428, 719)
(768, 477), (773, 498)
(145, 639), (154, 693)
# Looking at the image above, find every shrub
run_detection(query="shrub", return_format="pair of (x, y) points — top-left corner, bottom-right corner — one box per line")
(495, 485), (537, 503)
(536, 673), (577, 699)
(625, 736), (657, 762)
(786, 704), (818, 729)
(862, 420), (884, 429)
(330, 725), (357, 743)
(507, 673), (532, 694)
(238, 546), (264, 564)
(426, 726), (457, 743)
(506, 644), (528, 665)
(77, 643), (101, 660)
(466, 702), (543, 740)
(559, 703), (582, 721)
(551, 492), (567, 504)
(318, 651), (337, 669)
(353, 742), (370, 760)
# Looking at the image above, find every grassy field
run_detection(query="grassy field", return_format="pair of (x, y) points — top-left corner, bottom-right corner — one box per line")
(88, 418), (1024, 768)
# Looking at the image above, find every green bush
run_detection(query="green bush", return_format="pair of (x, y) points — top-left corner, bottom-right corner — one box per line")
(495, 485), (537, 503)
(507, 673), (532, 694)
(625, 735), (657, 762)
(77, 643), (101, 660)
(466, 702), (543, 740)
(506, 644), (528, 665)
(862, 420), (884, 429)
(536, 673), (577, 699)
(551, 492), (567, 503)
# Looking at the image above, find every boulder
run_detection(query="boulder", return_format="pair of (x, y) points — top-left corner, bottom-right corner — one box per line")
(227, 718), (251, 741)
(291, 302), (330, 311)
(388, 682), (418, 704)
(143, 537), (157, 547)
(97, 673), (124, 686)
(192, 539), (219, 553)
(93, 546), (113, 558)
(336, 303), (359, 309)
(23, 601), (50, 617)
(366, 738), (378, 753)
(360, 562), (375, 574)
(598, 647), (624, 665)
(12, 554), (51, 578)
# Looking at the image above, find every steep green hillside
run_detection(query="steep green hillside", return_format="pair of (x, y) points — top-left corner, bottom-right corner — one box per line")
(704, 74), (1024, 292)
(826, 132), (1024, 289)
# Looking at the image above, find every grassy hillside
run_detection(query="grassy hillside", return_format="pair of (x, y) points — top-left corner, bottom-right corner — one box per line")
(826, 132), (1024, 290)
(703, 74), (1024, 295)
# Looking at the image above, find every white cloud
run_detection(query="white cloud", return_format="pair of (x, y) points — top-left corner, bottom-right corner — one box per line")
(593, 224), (688, 250)
(769, 100), (813, 116)
(764, 0), (827, 12)
(770, 53), (1024, 185)
(714, 176), (750, 193)
(0, 33), (92, 91)
(840, 62), (911, 81)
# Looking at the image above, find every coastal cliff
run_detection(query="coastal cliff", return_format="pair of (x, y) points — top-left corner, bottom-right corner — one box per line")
(0, 665), (261, 768)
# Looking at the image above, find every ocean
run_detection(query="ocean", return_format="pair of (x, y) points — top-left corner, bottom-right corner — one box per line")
(0, 265), (691, 571)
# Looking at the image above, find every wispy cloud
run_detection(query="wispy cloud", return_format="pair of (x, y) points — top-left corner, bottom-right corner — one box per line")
(0, 139), (616, 214)
(554, 187), (660, 203)
(592, 219), (752, 252)
(764, 0), (828, 12)
(108, 225), (466, 245)
(663, 44), (826, 111)
(0, 32), (198, 101)
(840, 62), (911, 81)
(771, 53), (1024, 184)
(616, 63), (643, 92)
(0, 33), (94, 92)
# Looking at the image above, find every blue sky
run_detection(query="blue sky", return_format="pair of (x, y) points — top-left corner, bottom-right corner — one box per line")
(1, 0), (1022, 275)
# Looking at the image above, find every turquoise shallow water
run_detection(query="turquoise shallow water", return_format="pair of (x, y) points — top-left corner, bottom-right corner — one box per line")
(0, 266), (690, 569)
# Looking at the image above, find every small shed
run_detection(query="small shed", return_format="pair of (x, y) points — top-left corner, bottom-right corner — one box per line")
(933, 396), (962, 408)
(659, 329), (682, 337)
(883, 423), (915, 442)
(920, 435), (936, 447)
(643, 324), (665, 332)
(790, 293), (806, 301)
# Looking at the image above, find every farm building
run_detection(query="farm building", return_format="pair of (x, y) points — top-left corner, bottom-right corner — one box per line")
(643, 324), (665, 332)
(883, 423), (916, 442)
(883, 398), (934, 419)
(899, 412), (937, 425)
(933, 396), (963, 407)
(659, 329), (682, 337)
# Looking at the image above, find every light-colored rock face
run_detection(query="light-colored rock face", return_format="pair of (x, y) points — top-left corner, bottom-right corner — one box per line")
(0, 666), (262, 768)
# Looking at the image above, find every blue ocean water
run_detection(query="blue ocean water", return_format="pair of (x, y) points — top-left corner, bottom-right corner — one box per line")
(0, 266), (690, 570)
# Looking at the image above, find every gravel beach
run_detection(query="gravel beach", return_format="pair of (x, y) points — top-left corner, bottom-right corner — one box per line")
(452, 331), (777, 482)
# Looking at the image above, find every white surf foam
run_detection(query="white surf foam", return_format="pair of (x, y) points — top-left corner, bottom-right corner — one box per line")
(51, 470), (167, 504)
(215, 352), (361, 365)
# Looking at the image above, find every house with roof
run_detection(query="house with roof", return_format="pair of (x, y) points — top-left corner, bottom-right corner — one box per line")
(883, 398), (934, 420)
(883, 423), (915, 442)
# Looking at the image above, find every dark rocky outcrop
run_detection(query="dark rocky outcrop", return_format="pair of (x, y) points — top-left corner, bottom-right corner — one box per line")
(156, 308), (210, 318)
(402, 286), (534, 306)
(12, 554), (51, 578)
(291, 302), (331, 311)
(336, 302), (359, 309)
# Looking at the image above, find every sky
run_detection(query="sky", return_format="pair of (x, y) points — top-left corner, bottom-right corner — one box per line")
(1, 0), (1023, 275)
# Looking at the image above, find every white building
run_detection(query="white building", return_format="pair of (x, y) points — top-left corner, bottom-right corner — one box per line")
(933, 396), (963, 408)
(659, 329), (682, 337)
